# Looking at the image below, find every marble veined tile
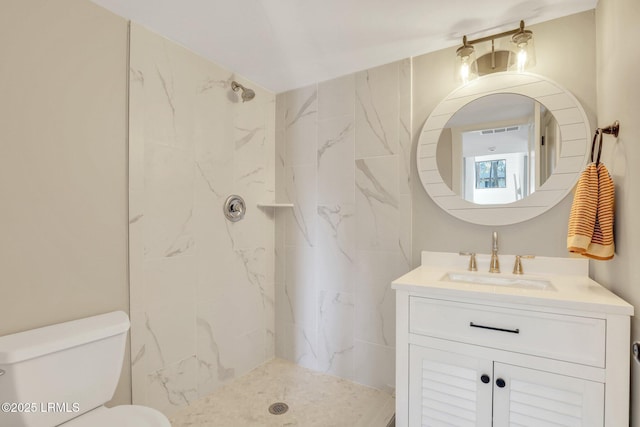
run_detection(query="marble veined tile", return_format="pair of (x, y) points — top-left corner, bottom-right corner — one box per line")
(275, 129), (286, 202)
(170, 358), (394, 427)
(284, 165), (317, 248)
(318, 74), (355, 121)
(193, 98), (234, 203)
(274, 211), (286, 285)
(143, 142), (195, 259)
(354, 250), (409, 348)
(316, 204), (356, 293)
(143, 255), (197, 312)
(317, 116), (355, 205)
(196, 317), (266, 398)
(355, 157), (399, 252)
(144, 302), (197, 374)
(399, 58), (411, 104)
(130, 310), (148, 406)
(233, 106), (267, 191)
(285, 85), (318, 167)
(275, 93), (286, 132)
(398, 107), (411, 196)
(317, 291), (355, 379)
(357, 62), (399, 115)
(147, 356), (198, 418)
(276, 322), (318, 371)
(264, 280), (276, 361)
(196, 312), (236, 398)
(264, 97), (277, 202)
(354, 341), (396, 393)
(130, 23), (276, 419)
(141, 42), (198, 152)
(398, 58), (412, 196)
(278, 246), (316, 329)
(355, 62), (400, 158)
(355, 109), (399, 160)
(284, 85), (318, 130)
(399, 194), (412, 268)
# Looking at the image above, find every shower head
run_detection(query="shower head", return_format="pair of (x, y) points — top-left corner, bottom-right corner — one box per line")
(231, 81), (255, 102)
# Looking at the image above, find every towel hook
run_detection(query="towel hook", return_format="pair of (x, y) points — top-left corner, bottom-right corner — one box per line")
(599, 120), (620, 137)
(591, 121), (620, 166)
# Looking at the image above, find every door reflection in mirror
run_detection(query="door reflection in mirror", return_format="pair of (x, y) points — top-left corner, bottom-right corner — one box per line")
(436, 93), (559, 205)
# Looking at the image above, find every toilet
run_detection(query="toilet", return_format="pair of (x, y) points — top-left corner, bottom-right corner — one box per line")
(0, 311), (170, 427)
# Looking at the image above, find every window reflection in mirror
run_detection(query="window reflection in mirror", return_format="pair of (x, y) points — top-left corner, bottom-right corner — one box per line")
(436, 93), (560, 205)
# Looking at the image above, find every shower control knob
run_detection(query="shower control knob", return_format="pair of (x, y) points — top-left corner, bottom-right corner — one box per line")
(481, 374), (490, 384)
(224, 195), (246, 222)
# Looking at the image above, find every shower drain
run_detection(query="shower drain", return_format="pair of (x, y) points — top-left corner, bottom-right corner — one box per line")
(268, 402), (289, 415)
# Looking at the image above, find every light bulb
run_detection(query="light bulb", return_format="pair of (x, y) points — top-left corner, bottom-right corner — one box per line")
(510, 27), (535, 72)
(455, 41), (477, 84)
(460, 60), (470, 83)
(517, 47), (527, 72)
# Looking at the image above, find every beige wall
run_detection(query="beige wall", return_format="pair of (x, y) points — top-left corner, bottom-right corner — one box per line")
(0, 0), (130, 404)
(595, 0), (640, 424)
(412, 11), (597, 263)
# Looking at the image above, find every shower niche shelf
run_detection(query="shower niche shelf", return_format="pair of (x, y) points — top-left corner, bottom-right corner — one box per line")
(257, 203), (294, 208)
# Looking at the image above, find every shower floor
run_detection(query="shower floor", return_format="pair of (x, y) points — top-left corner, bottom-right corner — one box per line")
(170, 358), (395, 427)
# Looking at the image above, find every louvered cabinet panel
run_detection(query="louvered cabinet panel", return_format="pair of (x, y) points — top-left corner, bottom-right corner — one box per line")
(409, 345), (492, 427)
(492, 363), (604, 427)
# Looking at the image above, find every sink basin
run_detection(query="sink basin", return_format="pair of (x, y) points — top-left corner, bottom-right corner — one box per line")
(442, 272), (555, 291)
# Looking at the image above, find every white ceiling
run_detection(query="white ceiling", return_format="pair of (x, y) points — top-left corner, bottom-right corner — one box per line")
(91, 0), (596, 93)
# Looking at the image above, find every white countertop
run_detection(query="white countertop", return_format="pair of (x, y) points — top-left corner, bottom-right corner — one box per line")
(392, 252), (634, 316)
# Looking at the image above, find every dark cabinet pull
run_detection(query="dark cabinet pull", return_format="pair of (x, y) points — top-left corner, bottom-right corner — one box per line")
(496, 378), (506, 388)
(481, 374), (490, 384)
(470, 322), (520, 334)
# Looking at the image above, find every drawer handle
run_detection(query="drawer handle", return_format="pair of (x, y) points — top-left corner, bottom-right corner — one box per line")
(470, 322), (520, 334)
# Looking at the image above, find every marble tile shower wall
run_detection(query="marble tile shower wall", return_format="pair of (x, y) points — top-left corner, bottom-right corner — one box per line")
(274, 59), (412, 391)
(128, 24), (276, 417)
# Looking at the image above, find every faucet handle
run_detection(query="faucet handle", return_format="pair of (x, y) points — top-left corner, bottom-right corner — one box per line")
(513, 255), (535, 275)
(459, 252), (478, 271)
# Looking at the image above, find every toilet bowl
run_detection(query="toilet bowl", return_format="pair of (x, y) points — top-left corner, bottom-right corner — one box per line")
(0, 311), (171, 427)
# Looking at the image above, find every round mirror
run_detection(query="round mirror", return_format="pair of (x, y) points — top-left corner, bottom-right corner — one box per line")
(436, 93), (558, 205)
(417, 72), (590, 225)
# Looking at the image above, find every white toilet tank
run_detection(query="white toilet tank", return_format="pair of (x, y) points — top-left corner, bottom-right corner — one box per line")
(0, 311), (130, 427)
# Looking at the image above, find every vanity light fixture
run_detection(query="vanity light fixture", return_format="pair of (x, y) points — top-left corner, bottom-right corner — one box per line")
(455, 20), (536, 84)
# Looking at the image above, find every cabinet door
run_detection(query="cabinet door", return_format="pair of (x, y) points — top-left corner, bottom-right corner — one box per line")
(409, 345), (493, 427)
(492, 362), (604, 427)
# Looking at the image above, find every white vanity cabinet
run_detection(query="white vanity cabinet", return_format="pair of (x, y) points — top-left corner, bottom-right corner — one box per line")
(407, 299), (606, 426)
(409, 344), (604, 426)
(393, 252), (634, 427)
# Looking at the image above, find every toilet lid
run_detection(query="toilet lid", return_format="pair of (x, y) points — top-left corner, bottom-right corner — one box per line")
(62, 405), (171, 427)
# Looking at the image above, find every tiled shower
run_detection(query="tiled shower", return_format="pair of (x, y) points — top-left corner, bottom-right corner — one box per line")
(128, 23), (276, 414)
(128, 22), (411, 417)
(274, 62), (412, 389)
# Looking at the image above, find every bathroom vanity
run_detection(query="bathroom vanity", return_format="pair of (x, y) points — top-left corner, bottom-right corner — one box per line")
(392, 252), (633, 427)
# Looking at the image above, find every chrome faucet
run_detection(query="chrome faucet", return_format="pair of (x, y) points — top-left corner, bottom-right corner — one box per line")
(489, 231), (500, 273)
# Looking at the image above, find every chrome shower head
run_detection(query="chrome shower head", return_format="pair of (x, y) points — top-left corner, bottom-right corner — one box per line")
(231, 81), (255, 102)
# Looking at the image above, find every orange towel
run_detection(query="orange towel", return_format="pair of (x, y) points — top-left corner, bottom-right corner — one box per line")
(567, 163), (615, 260)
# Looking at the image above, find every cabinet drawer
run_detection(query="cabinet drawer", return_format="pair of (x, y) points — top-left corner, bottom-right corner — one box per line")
(409, 297), (606, 367)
